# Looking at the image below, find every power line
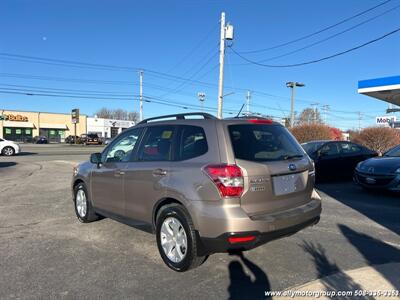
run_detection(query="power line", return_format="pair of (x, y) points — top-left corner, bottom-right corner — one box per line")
(165, 23), (219, 73)
(0, 52), (219, 89)
(0, 75), (386, 116)
(237, 0), (393, 54)
(0, 73), (197, 97)
(229, 27), (400, 68)
(156, 50), (218, 99)
(256, 4), (400, 63)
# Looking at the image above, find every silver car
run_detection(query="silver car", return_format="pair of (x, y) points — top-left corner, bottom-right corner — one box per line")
(72, 113), (321, 272)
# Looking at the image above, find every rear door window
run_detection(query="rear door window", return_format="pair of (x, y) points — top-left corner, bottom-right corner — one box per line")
(339, 142), (362, 154)
(178, 125), (208, 160)
(320, 143), (340, 156)
(138, 126), (176, 161)
(228, 124), (304, 161)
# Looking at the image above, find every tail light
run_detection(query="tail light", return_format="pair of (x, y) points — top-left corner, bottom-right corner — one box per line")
(203, 164), (244, 197)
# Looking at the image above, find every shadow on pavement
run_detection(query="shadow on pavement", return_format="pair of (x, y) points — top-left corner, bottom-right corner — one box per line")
(18, 152), (38, 156)
(227, 252), (270, 300)
(0, 162), (17, 168)
(339, 224), (400, 289)
(301, 241), (365, 300)
(317, 182), (400, 235)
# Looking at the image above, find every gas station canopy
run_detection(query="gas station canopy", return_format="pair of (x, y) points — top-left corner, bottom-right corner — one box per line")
(358, 75), (400, 106)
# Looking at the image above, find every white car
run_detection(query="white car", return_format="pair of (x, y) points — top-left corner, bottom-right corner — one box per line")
(0, 138), (20, 156)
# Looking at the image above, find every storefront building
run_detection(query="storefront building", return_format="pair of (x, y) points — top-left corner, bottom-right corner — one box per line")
(0, 109), (87, 142)
(87, 117), (135, 138)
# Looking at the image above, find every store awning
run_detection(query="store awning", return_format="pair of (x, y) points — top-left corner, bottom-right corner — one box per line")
(358, 75), (400, 106)
(3, 121), (35, 128)
(39, 123), (68, 130)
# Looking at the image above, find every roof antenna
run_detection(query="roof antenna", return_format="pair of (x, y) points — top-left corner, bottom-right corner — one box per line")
(235, 104), (245, 118)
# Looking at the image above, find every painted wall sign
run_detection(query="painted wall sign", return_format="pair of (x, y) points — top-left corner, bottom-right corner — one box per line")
(375, 116), (397, 127)
(0, 114), (29, 122)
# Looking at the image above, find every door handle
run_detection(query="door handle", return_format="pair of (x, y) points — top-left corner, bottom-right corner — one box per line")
(114, 170), (125, 177)
(153, 169), (167, 176)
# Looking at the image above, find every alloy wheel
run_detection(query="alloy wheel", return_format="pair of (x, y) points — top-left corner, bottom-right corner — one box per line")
(76, 189), (87, 218)
(160, 217), (188, 263)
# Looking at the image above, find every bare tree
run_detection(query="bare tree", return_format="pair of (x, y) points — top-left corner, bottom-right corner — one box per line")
(128, 111), (139, 122)
(95, 107), (113, 119)
(95, 107), (139, 122)
(296, 108), (322, 125)
(290, 124), (332, 143)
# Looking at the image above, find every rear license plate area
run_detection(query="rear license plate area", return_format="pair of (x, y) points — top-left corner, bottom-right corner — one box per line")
(272, 172), (307, 196)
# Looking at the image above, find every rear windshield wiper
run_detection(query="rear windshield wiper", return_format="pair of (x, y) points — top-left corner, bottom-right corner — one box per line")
(282, 154), (304, 160)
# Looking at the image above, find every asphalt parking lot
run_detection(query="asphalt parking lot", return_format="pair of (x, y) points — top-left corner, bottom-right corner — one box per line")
(1, 144), (399, 299)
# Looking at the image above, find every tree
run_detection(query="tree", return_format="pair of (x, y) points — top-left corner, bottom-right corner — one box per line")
(296, 108), (322, 125)
(95, 107), (139, 122)
(290, 124), (332, 144)
(351, 127), (400, 155)
(329, 127), (342, 140)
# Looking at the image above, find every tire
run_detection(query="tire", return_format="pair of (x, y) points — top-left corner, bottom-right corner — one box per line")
(2, 146), (15, 156)
(73, 183), (99, 223)
(156, 203), (207, 272)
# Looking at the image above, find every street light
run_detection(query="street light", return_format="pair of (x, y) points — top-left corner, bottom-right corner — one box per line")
(286, 81), (305, 127)
(197, 92), (206, 112)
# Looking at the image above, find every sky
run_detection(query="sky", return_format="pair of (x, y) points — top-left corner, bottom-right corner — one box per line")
(0, 0), (399, 130)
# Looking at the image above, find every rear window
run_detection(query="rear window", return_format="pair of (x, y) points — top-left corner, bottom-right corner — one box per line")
(302, 141), (325, 155)
(228, 124), (304, 162)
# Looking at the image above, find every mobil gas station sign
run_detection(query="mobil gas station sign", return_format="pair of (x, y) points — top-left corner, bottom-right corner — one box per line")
(375, 115), (396, 127)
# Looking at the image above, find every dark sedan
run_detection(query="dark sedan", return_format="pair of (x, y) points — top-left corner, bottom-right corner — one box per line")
(32, 136), (48, 144)
(65, 135), (79, 144)
(354, 144), (400, 191)
(302, 140), (377, 181)
(78, 133), (102, 145)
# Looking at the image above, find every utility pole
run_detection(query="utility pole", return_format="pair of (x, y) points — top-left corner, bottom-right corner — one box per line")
(139, 70), (144, 122)
(358, 112), (363, 131)
(217, 12), (226, 119)
(198, 92), (206, 112)
(321, 104), (330, 124)
(286, 82), (305, 127)
(246, 90), (252, 115)
(217, 12), (234, 119)
(310, 102), (319, 124)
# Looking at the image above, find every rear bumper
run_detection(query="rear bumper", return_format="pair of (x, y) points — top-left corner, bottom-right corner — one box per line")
(191, 195), (322, 254)
(197, 216), (320, 255)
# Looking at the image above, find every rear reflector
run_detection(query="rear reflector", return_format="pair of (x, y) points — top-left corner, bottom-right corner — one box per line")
(203, 164), (244, 197)
(228, 236), (256, 244)
(247, 119), (273, 124)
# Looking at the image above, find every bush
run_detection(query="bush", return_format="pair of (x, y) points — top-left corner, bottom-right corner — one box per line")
(329, 127), (342, 140)
(351, 127), (400, 154)
(290, 124), (333, 144)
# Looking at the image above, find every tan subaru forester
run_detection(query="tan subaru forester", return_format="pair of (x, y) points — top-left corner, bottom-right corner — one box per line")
(72, 113), (321, 272)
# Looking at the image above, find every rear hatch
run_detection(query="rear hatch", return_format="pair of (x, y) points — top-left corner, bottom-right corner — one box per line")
(227, 122), (313, 216)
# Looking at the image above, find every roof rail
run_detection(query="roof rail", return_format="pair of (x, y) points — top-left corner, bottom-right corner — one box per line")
(137, 112), (217, 125)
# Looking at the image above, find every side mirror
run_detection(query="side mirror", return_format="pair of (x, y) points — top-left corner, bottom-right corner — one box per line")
(90, 152), (102, 165)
